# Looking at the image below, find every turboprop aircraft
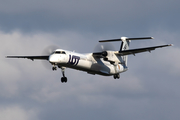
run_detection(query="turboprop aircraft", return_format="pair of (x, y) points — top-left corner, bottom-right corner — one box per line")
(6, 37), (172, 83)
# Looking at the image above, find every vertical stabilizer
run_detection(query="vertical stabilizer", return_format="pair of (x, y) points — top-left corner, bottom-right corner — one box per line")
(120, 37), (131, 66)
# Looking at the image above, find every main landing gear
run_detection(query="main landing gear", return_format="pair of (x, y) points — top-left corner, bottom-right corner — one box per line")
(113, 74), (120, 79)
(52, 65), (67, 83)
(61, 67), (67, 83)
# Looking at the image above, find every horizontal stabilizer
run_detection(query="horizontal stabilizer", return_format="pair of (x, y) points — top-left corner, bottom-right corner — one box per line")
(99, 37), (153, 42)
(115, 44), (172, 56)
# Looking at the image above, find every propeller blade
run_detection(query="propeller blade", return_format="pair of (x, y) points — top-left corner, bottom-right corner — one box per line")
(94, 42), (115, 53)
(42, 45), (59, 70)
(42, 45), (59, 55)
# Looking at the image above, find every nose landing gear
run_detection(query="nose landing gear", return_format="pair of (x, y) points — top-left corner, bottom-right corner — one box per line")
(52, 66), (57, 71)
(52, 64), (57, 71)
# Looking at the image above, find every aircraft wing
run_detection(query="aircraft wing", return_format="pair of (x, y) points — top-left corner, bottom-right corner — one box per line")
(115, 44), (173, 56)
(6, 55), (49, 61)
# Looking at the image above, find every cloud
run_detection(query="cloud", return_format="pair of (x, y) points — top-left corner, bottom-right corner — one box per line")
(1, 28), (180, 120)
(0, 106), (39, 120)
(0, 0), (180, 119)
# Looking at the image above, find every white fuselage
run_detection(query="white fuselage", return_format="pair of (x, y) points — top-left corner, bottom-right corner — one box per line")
(49, 49), (127, 76)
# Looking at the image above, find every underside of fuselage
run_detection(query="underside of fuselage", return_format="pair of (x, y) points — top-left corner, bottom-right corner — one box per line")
(57, 62), (112, 76)
(57, 59), (127, 76)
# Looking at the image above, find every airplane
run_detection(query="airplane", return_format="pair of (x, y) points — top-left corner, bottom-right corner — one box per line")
(6, 37), (172, 83)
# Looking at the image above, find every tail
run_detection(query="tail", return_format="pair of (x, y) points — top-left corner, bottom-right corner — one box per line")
(120, 37), (130, 66)
(99, 37), (153, 67)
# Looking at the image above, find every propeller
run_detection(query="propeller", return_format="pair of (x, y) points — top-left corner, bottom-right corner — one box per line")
(41, 45), (59, 70)
(93, 42), (115, 57)
(42, 45), (59, 55)
(94, 42), (115, 52)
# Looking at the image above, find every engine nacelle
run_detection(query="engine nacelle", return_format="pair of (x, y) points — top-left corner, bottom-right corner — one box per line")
(102, 51), (108, 57)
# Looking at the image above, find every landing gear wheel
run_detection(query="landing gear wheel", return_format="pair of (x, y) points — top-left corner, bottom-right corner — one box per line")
(113, 74), (120, 79)
(117, 74), (120, 79)
(61, 77), (67, 83)
(113, 75), (116, 79)
(52, 66), (57, 71)
(60, 67), (68, 83)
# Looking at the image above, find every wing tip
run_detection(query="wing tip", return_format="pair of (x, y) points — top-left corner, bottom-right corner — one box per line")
(6, 56), (12, 58)
(169, 44), (173, 46)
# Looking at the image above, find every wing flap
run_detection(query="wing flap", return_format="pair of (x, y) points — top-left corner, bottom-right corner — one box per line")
(115, 44), (172, 56)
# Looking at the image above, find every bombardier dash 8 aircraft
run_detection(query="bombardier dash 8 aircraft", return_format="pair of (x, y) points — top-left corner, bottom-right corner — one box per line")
(7, 37), (172, 83)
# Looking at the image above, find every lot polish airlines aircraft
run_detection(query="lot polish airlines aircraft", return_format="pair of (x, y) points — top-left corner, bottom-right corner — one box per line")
(7, 37), (172, 83)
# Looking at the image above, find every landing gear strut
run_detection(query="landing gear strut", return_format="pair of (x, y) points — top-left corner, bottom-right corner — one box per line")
(113, 74), (120, 79)
(60, 67), (67, 83)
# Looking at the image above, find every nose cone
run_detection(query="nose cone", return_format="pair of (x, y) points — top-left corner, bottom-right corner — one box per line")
(49, 55), (58, 63)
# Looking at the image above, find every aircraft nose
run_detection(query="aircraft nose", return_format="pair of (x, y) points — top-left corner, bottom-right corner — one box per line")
(49, 55), (57, 63)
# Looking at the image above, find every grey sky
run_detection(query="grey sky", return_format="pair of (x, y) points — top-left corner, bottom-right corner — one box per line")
(0, 0), (180, 120)
(0, 0), (180, 34)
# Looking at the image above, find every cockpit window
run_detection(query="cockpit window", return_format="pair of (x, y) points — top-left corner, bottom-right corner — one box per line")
(54, 51), (66, 54)
(55, 51), (61, 54)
